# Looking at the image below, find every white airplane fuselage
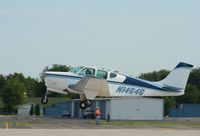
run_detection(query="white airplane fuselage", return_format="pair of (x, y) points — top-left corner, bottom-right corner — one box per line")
(42, 62), (193, 109)
(45, 71), (183, 98)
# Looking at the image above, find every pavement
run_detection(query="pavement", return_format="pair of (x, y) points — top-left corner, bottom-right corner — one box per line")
(1, 129), (200, 136)
(0, 116), (200, 136)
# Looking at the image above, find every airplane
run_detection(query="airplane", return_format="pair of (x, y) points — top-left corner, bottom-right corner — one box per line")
(41, 62), (193, 109)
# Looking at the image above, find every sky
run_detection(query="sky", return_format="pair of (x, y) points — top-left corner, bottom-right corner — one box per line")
(0, 0), (200, 78)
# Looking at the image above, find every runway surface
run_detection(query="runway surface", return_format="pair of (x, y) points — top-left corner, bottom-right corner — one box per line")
(0, 129), (200, 136)
(1, 116), (200, 136)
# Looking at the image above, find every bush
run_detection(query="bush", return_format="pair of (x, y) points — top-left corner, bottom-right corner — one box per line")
(35, 104), (40, 116)
(29, 104), (34, 115)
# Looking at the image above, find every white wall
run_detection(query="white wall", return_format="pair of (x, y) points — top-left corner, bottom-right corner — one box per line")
(18, 105), (31, 115)
(18, 104), (43, 116)
(110, 98), (163, 120)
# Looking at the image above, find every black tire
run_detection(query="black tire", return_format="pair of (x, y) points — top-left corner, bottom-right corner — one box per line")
(79, 101), (87, 109)
(41, 97), (48, 104)
(85, 100), (92, 107)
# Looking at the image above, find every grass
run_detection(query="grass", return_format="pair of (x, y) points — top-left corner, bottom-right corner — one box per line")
(1, 117), (200, 129)
(99, 120), (200, 128)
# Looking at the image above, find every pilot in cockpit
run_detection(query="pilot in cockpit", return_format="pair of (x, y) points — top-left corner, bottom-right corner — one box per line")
(85, 69), (92, 75)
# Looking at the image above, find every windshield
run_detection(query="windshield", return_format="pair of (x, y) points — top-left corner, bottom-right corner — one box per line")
(69, 66), (83, 74)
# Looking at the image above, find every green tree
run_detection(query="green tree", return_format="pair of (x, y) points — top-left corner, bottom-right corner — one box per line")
(24, 77), (38, 97)
(45, 64), (71, 72)
(187, 68), (200, 102)
(35, 104), (40, 116)
(188, 68), (200, 87)
(175, 84), (200, 104)
(0, 74), (6, 96)
(139, 69), (169, 81)
(5, 73), (35, 97)
(35, 80), (46, 97)
(6, 73), (26, 82)
(2, 75), (26, 113)
(4, 73), (43, 98)
(164, 96), (176, 116)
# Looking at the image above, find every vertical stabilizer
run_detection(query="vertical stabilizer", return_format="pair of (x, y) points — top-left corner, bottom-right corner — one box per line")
(159, 62), (193, 90)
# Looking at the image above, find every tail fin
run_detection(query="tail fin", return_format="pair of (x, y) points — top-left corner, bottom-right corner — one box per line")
(159, 62), (193, 90)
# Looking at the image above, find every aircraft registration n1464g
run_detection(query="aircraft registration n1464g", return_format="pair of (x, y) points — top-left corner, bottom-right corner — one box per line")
(41, 62), (193, 109)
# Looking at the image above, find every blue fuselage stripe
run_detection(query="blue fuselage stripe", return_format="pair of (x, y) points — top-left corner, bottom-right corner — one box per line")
(123, 76), (166, 91)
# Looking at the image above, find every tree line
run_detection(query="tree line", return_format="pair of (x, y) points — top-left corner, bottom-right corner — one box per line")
(0, 64), (71, 113)
(0, 64), (199, 114)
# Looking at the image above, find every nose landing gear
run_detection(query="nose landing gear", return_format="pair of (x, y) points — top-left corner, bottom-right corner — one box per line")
(41, 91), (49, 104)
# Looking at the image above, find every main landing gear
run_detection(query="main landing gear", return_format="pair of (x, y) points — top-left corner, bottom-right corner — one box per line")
(79, 99), (92, 109)
(41, 91), (48, 104)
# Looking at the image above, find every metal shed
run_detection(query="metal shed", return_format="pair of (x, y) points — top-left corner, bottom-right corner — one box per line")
(43, 97), (164, 120)
(170, 104), (200, 117)
(108, 98), (164, 120)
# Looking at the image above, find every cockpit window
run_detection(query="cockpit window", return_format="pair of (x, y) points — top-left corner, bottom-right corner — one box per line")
(110, 72), (117, 78)
(78, 68), (95, 76)
(96, 70), (107, 79)
(70, 66), (83, 74)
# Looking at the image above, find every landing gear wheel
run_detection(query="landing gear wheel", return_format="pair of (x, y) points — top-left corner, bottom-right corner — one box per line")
(41, 97), (48, 104)
(41, 91), (49, 104)
(85, 100), (92, 107)
(79, 101), (87, 109)
(79, 100), (92, 109)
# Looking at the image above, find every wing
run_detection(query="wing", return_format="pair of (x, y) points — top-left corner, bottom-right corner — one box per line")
(68, 75), (110, 100)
